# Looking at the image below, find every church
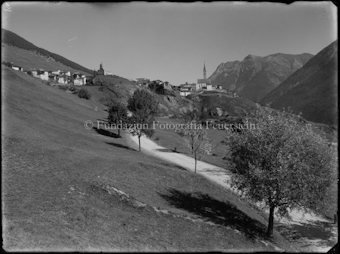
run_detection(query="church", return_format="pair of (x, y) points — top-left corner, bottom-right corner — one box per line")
(97, 63), (105, 76)
(197, 62), (212, 90)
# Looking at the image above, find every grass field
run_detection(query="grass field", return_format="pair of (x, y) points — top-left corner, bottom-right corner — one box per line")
(2, 66), (295, 251)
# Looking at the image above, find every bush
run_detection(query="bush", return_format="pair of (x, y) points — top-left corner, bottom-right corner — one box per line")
(78, 88), (91, 99)
(72, 88), (80, 94)
(58, 85), (69, 91)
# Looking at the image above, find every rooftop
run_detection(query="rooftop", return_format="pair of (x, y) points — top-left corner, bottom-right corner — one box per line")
(197, 79), (211, 84)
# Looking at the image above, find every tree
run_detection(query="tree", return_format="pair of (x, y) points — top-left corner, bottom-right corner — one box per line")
(176, 126), (212, 173)
(176, 112), (212, 173)
(107, 100), (128, 137)
(224, 106), (336, 236)
(78, 88), (91, 99)
(127, 89), (159, 151)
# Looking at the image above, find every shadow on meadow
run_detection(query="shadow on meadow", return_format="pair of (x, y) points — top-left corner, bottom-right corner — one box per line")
(159, 188), (269, 241)
(156, 148), (182, 153)
(105, 141), (136, 151)
(93, 126), (120, 139)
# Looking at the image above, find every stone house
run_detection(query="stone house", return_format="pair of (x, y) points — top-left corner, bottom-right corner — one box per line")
(136, 78), (150, 87)
(38, 70), (49, 81)
(72, 73), (86, 85)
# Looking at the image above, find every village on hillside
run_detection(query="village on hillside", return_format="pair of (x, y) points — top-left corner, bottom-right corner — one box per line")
(4, 59), (238, 98)
(134, 63), (238, 98)
(2, 60), (90, 86)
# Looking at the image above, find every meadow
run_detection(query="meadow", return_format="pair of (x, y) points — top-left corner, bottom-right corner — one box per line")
(2, 66), (293, 251)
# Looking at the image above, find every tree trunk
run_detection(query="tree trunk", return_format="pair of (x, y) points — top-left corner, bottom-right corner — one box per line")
(118, 128), (121, 137)
(267, 205), (275, 236)
(138, 135), (141, 152)
(194, 153), (197, 173)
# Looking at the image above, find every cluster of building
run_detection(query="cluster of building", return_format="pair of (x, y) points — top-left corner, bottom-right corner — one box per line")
(4, 60), (237, 97)
(3, 61), (90, 85)
(133, 63), (236, 97)
(176, 63), (224, 96)
(30, 70), (89, 85)
(135, 78), (173, 90)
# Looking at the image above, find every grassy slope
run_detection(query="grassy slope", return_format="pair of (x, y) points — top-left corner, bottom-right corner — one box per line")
(86, 83), (193, 115)
(2, 44), (91, 75)
(2, 28), (92, 74)
(2, 67), (294, 251)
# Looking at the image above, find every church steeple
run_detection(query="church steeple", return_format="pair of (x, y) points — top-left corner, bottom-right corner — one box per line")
(203, 61), (206, 79)
(98, 62), (105, 76)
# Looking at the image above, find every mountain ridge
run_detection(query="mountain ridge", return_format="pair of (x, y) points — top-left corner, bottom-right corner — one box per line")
(260, 40), (338, 126)
(2, 28), (93, 74)
(208, 52), (314, 102)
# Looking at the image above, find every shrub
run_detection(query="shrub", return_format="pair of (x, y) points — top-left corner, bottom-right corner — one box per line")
(78, 88), (91, 99)
(72, 88), (79, 94)
(58, 85), (69, 91)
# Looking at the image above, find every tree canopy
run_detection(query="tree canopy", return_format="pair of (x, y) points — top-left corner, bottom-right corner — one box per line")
(225, 106), (336, 236)
(107, 100), (128, 137)
(127, 89), (159, 151)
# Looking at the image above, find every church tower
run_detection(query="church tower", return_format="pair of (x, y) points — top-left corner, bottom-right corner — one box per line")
(98, 62), (105, 76)
(203, 61), (206, 80)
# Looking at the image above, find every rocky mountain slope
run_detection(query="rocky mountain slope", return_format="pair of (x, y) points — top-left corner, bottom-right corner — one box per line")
(260, 40), (338, 126)
(208, 53), (313, 102)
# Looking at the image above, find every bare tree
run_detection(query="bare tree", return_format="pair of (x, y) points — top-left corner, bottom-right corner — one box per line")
(176, 124), (212, 173)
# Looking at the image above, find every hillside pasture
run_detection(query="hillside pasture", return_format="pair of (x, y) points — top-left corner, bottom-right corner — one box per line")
(2, 66), (293, 251)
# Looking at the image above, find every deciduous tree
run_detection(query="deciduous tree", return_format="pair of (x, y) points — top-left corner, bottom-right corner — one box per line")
(176, 124), (212, 173)
(127, 89), (159, 151)
(107, 100), (128, 137)
(225, 106), (336, 236)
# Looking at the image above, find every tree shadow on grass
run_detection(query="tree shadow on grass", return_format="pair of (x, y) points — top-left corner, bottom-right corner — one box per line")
(160, 162), (187, 171)
(106, 142), (136, 151)
(156, 148), (182, 153)
(159, 188), (269, 241)
(93, 127), (120, 139)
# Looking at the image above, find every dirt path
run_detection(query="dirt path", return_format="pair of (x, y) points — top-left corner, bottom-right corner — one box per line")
(127, 134), (337, 252)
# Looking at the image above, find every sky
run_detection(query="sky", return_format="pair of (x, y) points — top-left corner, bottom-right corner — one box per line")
(2, 2), (337, 85)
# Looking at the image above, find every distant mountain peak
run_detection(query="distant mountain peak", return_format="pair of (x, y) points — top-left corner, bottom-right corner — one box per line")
(208, 52), (314, 102)
(243, 54), (261, 60)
